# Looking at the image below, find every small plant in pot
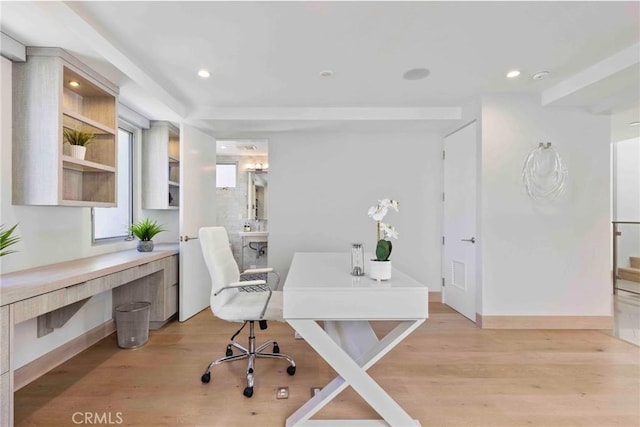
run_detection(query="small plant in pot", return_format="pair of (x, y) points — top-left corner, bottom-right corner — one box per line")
(0, 223), (20, 257)
(63, 128), (95, 160)
(129, 218), (166, 252)
(367, 199), (399, 281)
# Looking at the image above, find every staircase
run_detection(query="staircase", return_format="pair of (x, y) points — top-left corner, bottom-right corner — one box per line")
(618, 256), (640, 283)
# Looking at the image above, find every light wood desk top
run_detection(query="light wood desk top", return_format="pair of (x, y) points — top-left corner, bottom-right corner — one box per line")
(0, 244), (178, 306)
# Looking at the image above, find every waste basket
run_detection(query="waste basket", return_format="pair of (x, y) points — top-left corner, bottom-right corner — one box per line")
(115, 301), (151, 349)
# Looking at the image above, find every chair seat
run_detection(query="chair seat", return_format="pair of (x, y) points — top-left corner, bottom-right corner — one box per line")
(214, 290), (284, 322)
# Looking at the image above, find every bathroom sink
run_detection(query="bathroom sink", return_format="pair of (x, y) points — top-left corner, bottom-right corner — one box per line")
(239, 231), (268, 239)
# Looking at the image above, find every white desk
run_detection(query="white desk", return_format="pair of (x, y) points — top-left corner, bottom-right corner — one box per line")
(283, 252), (428, 427)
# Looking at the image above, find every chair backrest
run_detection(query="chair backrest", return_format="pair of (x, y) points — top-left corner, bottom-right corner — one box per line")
(199, 226), (241, 312)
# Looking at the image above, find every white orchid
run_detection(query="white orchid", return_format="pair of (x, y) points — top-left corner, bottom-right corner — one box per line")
(368, 198), (399, 261)
(367, 199), (399, 222)
(379, 223), (399, 240)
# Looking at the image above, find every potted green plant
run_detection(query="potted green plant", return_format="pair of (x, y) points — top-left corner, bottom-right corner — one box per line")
(63, 128), (95, 160)
(367, 198), (399, 281)
(129, 218), (166, 252)
(0, 223), (20, 257)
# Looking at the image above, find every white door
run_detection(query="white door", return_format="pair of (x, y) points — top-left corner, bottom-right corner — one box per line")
(443, 121), (477, 321)
(179, 124), (216, 321)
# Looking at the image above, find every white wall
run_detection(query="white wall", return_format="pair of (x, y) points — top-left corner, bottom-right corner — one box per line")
(480, 94), (611, 316)
(0, 57), (179, 368)
(269, 131), (443, 288)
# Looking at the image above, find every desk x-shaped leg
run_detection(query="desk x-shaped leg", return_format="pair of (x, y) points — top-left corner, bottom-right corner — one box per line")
(286, 318), (424, 426)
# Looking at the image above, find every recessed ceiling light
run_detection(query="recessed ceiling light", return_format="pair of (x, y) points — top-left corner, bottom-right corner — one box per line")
(220, 144), (228, 149)
(506, 70), (521, 79)
(319, 70), (334, 78)
(403, 68), (430, 80)
(630, 121), (640, 127)
(69, 80), (80, 87)
(198, 69), (211, 78)
(532, 71), (551, 80)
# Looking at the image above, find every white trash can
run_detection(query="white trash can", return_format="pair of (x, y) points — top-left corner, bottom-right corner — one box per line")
(115, 301), (151, 349)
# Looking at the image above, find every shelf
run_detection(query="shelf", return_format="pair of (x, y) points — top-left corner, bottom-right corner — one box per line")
(62, 156), (116, 173)
(61, 199), (118, 208)
(168, 181), (180, 187)
(168, 155), (180, 163)
(63, 109), (116, 135)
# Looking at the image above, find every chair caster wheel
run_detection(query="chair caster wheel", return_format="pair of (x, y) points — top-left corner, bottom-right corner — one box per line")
(226, 346), (233, 357)
(273, 343), (280, 353)
(201, 372), (211, 383)
(243, 386), (254, 398)
(287, 365), (296, 376)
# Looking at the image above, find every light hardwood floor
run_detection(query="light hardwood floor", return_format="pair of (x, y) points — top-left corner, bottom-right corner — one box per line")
(15, 302), (640, 426)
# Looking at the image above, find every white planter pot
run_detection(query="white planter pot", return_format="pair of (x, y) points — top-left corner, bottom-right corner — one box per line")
(68, 145), (86, 160)
(368, 259), (392, 281)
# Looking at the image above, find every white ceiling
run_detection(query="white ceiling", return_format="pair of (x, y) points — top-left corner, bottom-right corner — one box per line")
(1, 1), (639, 139)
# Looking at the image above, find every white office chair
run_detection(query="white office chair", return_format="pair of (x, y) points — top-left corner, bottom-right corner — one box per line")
(198, 226), (296, 398)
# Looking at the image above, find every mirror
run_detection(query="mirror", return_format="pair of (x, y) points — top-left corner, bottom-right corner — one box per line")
(247, 171), (268, 220)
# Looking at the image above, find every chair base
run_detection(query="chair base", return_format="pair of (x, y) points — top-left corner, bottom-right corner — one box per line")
(200, 320), (296, 397)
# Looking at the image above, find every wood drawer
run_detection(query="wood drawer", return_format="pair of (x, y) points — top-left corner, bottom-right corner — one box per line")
(13, 288), (68, 324)
(165, 284), (178, 318)
(0, 371), (11, 427)
(0, 306), (9, 375)
(163, 255), (178, 287)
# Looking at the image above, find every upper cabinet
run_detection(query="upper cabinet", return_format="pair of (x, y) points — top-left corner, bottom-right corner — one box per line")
(142, 121), (180, 210)
(12, 48), (119, 207)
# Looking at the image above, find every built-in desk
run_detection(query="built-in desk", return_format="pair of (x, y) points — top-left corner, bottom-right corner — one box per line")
(0, 245), (179, 426)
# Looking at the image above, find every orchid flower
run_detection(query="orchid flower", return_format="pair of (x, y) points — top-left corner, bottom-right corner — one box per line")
(368, 198), (399, 261)
(367, 199), (399, 222)
(379, 223), (399, 240)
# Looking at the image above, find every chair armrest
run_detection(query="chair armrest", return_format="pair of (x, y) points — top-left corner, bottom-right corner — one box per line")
(214, 280), (268, 295)
(214, 280), (273, 319)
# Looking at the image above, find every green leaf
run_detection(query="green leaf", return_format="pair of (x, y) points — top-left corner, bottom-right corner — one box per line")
(0, 223), (20, 257)
(128, 218), (166, 241)
(375, 239), (392, 261)
(63, 128), (96, 146)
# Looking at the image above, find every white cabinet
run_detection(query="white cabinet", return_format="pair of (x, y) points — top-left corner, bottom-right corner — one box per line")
(12, 47), (118, 206)
(142, 121), (180, 209)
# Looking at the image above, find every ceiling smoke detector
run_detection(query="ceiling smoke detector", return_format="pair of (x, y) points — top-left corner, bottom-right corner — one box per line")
(532, 71), (551, 80)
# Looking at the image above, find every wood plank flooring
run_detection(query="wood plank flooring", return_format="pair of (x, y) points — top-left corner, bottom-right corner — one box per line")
(14, 302), (640, 426)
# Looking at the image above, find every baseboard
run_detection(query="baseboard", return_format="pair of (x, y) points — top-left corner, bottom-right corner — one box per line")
(14, 320), (116, 391)
(476, 314), (613, 330)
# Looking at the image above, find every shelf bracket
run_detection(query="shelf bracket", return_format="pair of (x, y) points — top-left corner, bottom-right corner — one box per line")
(37, 298), (90, 337)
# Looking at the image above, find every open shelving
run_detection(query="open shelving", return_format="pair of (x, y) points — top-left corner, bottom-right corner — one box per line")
(12, 47), (118, 206)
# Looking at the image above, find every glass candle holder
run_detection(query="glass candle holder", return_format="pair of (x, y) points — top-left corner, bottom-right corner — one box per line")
(351, 243), (365, 276)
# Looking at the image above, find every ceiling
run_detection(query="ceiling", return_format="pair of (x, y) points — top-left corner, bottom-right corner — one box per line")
(1, 1), (639, 139)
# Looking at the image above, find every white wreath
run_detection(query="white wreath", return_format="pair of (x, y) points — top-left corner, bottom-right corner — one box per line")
(522, 143), (568, 203)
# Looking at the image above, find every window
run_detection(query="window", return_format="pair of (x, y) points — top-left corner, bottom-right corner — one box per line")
(92, 127), (134, 241)
(216, 163), (237, 188)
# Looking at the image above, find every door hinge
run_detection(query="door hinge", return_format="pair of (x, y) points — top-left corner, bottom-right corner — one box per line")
(442, 277), (445, 287)
(442, 150), (445, 160)
(442, 236), (445, 245)
(442, 192), (445, 202)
